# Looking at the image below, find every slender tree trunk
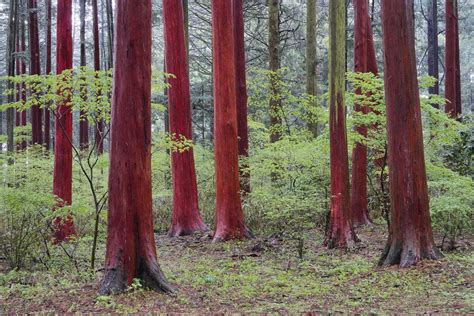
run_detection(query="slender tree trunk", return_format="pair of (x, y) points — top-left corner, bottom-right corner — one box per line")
(99, 0), (172, 295)
(27, 0), (42, 145)
(268, 0), (282, 142)
(16, 19), (27, 150)
(79, 0), (89, 150)
(6, 0), (18, 154)
(163, 0), (207, 237)
(233, 0), (251, 195)
(379, 0), (442, 267)
(105, 0), (114, 68)
(350, 0), (378, 226)
(427, 0), (439, 97)
(324, 0), (358, 249)
(183, 0), (189, 55)
(53, 0), (75, 242)
(306, 0), (318, 137)
(44, 0), (52, 150)
(92, 0), (104, 154)
(211, 0), (252, 242)
(445, 0), (461, 118)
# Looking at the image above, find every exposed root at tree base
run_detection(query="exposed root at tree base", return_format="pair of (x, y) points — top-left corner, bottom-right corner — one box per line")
(212, 226), (254, 243)
(98, 260), (174, 295)
(379, 240), (444, 268)
(168, 222), (209, 238)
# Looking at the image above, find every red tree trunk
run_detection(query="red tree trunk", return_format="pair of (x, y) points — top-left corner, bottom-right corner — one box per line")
(92, 0), (104, 154)
(445, 0), (461, 118)
(79, 0), (88, 150)
(163, 0), (207, 237)
(99, 0), (172, 295)
(211, 0), (251, 242)
(380, 0), (442, 267)
(44, 0), (52, 150)
(53, 0), (75, 242)
(233, 0), (250, 195)
(27, 0), (42, 145)
(324, 0), (358, 249)
(350, 0), (378, 226)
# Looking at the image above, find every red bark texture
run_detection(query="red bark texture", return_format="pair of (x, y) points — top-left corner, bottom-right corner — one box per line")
(79, 0), (88, 151)
(92, 0), (104, 154)
(44, 0), (51, 150)
(324, 0), (358, 249)
(445, 0), (462, 118)
(53, 0), (75, 242)
(27, 0), (42, 145)
(99, 0), (172, 295)
(163, 0), (207, 237)
(380, 0), (442, 267)
(350, 0), (378, 226)
(233, 0), (251, 195)
(211, 0), (252, 242)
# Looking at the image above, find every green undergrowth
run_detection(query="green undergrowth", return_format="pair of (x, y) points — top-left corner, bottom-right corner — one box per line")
(1, 227), (472, 314)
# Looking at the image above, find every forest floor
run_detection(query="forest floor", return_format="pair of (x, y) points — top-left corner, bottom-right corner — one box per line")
(1, 225), (473, 314)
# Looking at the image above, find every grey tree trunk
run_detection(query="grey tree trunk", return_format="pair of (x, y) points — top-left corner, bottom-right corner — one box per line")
(268, 0), (281, 143)
(306, 0), (318, 137)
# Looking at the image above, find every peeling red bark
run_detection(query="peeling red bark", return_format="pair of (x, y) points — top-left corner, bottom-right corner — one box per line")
(44, 0), (52, 150)
(233, 0), (251, 195)
(92, 0), (104, 154)
(53, 0), (75, 242)
(100, 0), (172, 295)
(445, 0), (462, 118)
(324, 0), (358, 249)
(380, 0), (442, 267)
(163, 0), (207, 237)
(27, 0), (42, 145)
(350, 0), (378, 226)
(211, 0), (252, 242)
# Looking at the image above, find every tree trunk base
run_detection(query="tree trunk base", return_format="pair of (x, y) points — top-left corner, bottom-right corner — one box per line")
(168, 221), (209, 237)
(212, 226), (254, 243)
(379, 240), (443, 268)
(324, 227), (359, 249)
(352, 213), (372, 227)
(99, 259), (174, 295)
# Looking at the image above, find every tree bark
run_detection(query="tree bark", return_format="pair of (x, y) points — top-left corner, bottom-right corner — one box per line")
(444, 0), (461, 118)
(163, 0), (207, 237)
(324, 0), (358, 249)
(79, 0), (89, 150)
(100, 0), (172, 295)
(306, 0), (318, 137)
(92, 0), (104, 154)
(268, 0), (282, 142)
(27, 0), (42, 145)
(44, 0), (52, 150)
(380, 0), (442, 267)
(427, 0), (439, 97)
(16, 18), (27, 150)
(234, 0), (251, 195)
(211, 0), (252, 242)
(350, 0), (378, 226)
(53, 0), (75, 242)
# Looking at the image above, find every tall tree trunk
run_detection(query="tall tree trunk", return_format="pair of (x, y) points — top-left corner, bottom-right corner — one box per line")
(105, 0), (114, 68)
(183, 0), (189, 55)
(445, 0), (461, 118)
(427, 0), (439, 97)
(379, 0), (442, 267)
(306, 0), (318, 137)
(27, 0), (42, 145)
(100, 0), (172, 295)
(79, 0), (89, 150)
(350, 0), (378, 226)
(163, 0), (207, 237)
(92, 0), (103, 154)
(211, 0), (252, 242)
(234, 0), (251, 195)
(44, 0), (52, 150)
(268, 0), (282, 142)
(6, 0), (18, 154)
(16, 19), (27, 150)
(324, 0), (358, 249)
(53, 0), (75, 242)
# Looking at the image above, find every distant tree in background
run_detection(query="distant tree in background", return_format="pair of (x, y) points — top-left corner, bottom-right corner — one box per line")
(445, 0), (462, 118)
